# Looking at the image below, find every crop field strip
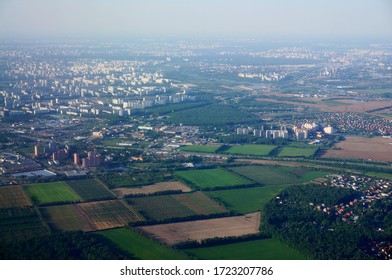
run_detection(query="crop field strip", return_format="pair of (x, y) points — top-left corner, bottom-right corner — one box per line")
(0, 208), (49, 243)
(66, 179), (116, 201)
(174, 168), (253, 190)
(127, 192), (227, 221)
(41, 200), (142, 232)
(113, 181), (192, 198)
(224, 144), (277, 156)
(23, 181), (82, 205)
(277, 147), (318, 157)
(137, 211), (261, 245)
(0, 185), (32, 208)
(178, 145), (222, 153)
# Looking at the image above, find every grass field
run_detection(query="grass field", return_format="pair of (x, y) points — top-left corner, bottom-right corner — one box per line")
(0, 208), (48, 243)
(178, 145), (221, 153)
(174, 168), (253, 190)
(41, 204), (91, 232)
(24, 182), (82, 205)
(228, 165), (327, 186)
(0, 186), (32, 208)
(366, 172), (392, 180)
(277, 147), (318, 157)
(224, 145), (277, 156)
(96, 228), (188, 260)
(185, 238), (306, 260)
(67, 179), (115, 201)
(127, 192), (227, 221)
(207, 185), (289, 213)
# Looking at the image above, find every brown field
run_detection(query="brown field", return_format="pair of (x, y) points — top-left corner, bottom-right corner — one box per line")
(113, 181), (192, 198)
(42, 200), (142, 232)
(256, 95), (392, 113)
(173, 192), (227, 215)
(137, 211), (260, 245)
(323, 136), (392, 162)
(0, 185), (32, 208)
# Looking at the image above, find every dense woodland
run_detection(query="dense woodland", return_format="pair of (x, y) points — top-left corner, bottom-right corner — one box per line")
(262, 184), (392, 259)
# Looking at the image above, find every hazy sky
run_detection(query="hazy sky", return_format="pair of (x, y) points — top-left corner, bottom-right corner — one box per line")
(0, 0), (391, 40)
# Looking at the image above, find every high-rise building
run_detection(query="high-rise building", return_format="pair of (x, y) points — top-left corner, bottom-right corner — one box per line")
(73, 153), (79, 166)
(81, 151), (100, 169)
(34, 145), (39, 157)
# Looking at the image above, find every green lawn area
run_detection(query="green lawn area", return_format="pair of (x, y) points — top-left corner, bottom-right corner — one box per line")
(24, 182), (82, 205)
(224, 144), (277, 156)
(178, 145), (221, 153)
(207, 185), (289, 213)
(366, 172), (392, 180)
(185, 238), (306, 260)
(277, 147), (318, 157)
(96, 228), (188, 260)
(174, 168), (253, 190)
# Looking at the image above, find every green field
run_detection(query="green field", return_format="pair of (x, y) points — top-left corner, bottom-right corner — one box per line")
(67, 179), (115, 201)
(0, 208), (49, 243)
(127, 192), (227, 221)
(174, 168), (253, 190)
(207, 185), (289, 213)
(179, 145), (221, 153)
(277, 147), (318, 157)
(366, 172), (392, 180)
(24, 182), (82, 205)
(228, 165), (327, 186)
(185, 238), (306, 260)
(96, 228), (188, 260)
(224, 144), (277, 156)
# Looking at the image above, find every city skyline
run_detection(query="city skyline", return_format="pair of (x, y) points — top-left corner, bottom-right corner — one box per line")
(0, 0), (391, 40)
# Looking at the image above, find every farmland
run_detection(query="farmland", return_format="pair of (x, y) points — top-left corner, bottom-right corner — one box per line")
(127, 192), (227, 221)
(178, 145), (221, 153)
(42, 200), (142, 232)
(174, 168), (253, 190)
(113, 181), (192, 198)
(0, 185), (32, 208)
(185, 238), (306, 260)
(277, 147), (318, 157)
(24, 182), (82, 205)
(137, 212), (260, 245)
(322, 136), (392, 162)
(0, 208), (48, 243)
(96, 228), (188, 260)
(67, 179), (115, 201)
(224, 144), (277, 156)
(207, 185), (289, 213)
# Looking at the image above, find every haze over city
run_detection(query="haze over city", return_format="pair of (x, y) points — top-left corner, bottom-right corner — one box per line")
(0, 0), (391, 40)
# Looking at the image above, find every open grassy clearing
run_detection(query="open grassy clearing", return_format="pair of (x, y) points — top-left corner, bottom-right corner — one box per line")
(96, 228), (188, 260)
(228, 165), (326, 187)
(138, 212), (260, 245)
(366, 172), (392, 180)
(113, 181), (192, 198)
(277, 147), (318, 157)
(127, 192), (227, 221)
(24, 182), (82, 205)
(185, 238), (306, 260)
(67, 179), (115, 201)
(41, 204), (91, 232)
(0, 186), (32, 208)
(207, 185), (289, 214)
(178, 145), (221, 153)
(0, 208), (49, 243)
(224, 144), (277, 156)
(174, 168), (253, 190)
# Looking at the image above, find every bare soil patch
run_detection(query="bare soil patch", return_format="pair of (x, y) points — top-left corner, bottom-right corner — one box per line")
(323, 136), (392, 162)
(0, 185), (32, 208)
(113, 181), (192, 198)
(137, 211), (260, 245)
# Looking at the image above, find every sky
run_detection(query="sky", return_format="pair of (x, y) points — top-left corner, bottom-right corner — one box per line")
(0, 0), (391, 40)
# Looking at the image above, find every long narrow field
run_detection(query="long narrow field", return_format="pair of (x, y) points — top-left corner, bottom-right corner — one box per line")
(41, 200), (142, 232)
(207, 185), (289, 213)
(137, 212), (260, 245)
(174, 168), (253, 190)
(127, 192), (227, 221)
(224, 144), (277, 156)
(277, 147), (318, 157)
(185, 238), (306, 260)
(178, 145), (221, 153)
(67, 179), (115, 201)
(96, 228), (188, 260)
(0, 208), (49, 243)
(0, 185), (32, 208)
(113, 181), (192, 198)
(24, 182), (82, 205)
